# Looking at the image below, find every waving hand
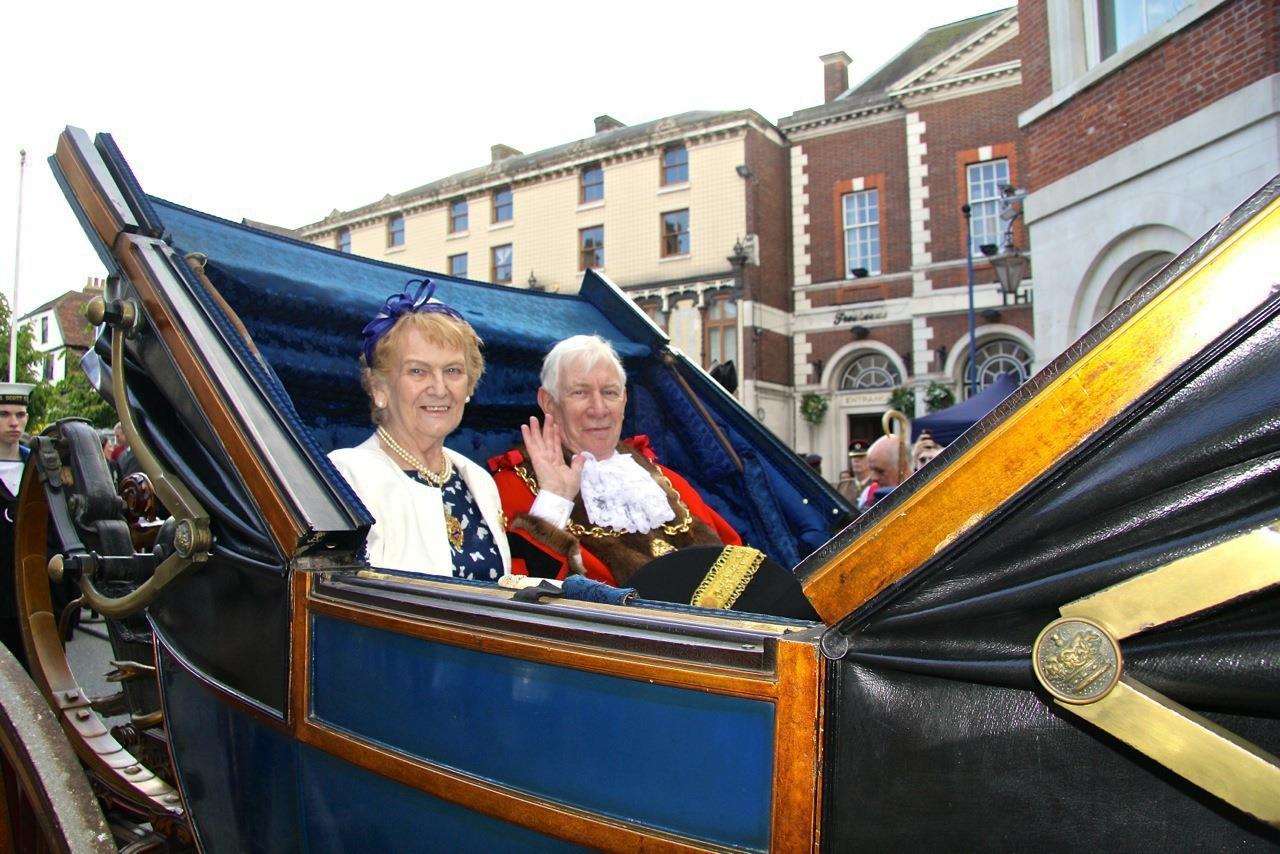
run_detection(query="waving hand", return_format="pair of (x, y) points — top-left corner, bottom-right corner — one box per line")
(521, 415), (585, 501)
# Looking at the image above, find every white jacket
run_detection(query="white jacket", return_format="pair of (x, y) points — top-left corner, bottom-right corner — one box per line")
(328, 434), (512, 576)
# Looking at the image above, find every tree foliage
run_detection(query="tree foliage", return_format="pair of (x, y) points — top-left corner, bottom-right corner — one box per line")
(29, 364), (115, 432)
(0, 294), (43, 387)
(0, 295), (112, 431)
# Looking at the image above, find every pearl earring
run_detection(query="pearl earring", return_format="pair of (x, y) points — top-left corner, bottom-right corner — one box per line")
(466, 395), (472, 403)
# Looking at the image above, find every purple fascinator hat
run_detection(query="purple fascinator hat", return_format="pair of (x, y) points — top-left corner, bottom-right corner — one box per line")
(360, 278), (466, 367)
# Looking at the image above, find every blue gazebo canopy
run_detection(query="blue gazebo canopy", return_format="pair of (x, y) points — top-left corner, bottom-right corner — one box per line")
(912, 373), (1020, 445)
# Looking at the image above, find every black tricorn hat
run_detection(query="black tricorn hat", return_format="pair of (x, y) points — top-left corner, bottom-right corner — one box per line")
(627, 545), (821, 622)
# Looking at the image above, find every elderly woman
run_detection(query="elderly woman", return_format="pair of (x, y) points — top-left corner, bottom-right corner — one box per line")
(329, 280), (511, 579)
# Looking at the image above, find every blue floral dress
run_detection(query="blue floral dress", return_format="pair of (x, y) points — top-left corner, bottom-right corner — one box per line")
(406, 469), (505, 581)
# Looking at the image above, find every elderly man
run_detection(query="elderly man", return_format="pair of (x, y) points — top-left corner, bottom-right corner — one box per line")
(856, 434), (904, 512)
(490, 335), (740, 585)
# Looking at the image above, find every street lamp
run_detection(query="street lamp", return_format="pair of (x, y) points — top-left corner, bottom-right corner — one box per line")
(990, 247), (1029, 301)
(962, 203), (977, 397)
(989, 184), (1030, 304)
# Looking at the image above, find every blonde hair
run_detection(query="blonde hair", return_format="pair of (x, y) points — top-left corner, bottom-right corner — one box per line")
(361, 312), (485, 425)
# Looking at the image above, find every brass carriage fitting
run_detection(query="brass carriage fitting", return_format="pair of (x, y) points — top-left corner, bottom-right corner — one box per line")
(47, 554), (64, 583)
(47, 552), (96, 584)
(1032, 616), (1122, 705)
(171, 519), (212, 559)
(84, 295), (141, 334)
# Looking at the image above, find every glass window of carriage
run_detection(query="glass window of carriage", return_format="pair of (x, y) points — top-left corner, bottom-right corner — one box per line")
(1097, 0), (1191, 58)
(966, 159), (1009, 257)
(387, 213), (405, 248)
(839, 352), (901, 390)
(449, 253), (468, 279)
(579, 226), (604, 271)
(842, 189), (880, 276)
(580, 165), (604, 204)
(336, 227), (351, 253)
(704, 295), (737, 368)
(491, 244), (512, 284)
(661, 209), (689, 258)
(492, 187), (513, 223)
(661, 145), (688, 186)
(449, 198), (469, 234)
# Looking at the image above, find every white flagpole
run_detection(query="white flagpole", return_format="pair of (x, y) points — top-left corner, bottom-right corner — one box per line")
(9, 149), (27, 383)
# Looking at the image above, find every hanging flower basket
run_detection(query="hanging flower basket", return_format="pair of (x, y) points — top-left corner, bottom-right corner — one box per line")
(800, 392), (829, 426)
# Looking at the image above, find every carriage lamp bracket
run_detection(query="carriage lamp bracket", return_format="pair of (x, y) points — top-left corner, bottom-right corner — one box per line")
(73, 295), (213, 619)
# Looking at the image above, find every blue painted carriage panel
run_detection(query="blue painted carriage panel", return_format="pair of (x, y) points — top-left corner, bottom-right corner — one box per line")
(310, 614), (776, 850)
(298, 748), (584, 854)
(160, 637), (583, 851)
(159, 640), (303, 853)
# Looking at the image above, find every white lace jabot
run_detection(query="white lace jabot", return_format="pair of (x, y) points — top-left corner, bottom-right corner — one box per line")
(578, 451), (675, 533)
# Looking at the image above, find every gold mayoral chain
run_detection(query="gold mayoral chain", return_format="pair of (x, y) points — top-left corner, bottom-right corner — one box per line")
(377, 427), (464, 551)
(513, 461), (692, 556)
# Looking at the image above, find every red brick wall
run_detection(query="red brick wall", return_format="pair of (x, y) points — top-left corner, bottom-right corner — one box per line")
(807, 324), (914, 377)
(744, 129), (792, 312)
(1017, 0), (1053, 106)
(756, 329), (792, 385)
(926, 306), (1035, 372)
(917, 85), (1027, 261)
(796, 116), (909, 284)
(1025, 0), (1280, 188)
(929, 263), (1005, 290)
(804, 278), (914, 308)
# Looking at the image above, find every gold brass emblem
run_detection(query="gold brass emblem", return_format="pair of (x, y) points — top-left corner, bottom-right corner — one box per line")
(444, 511), (464, 552)
(1033, 617), (1121, 705)
(650, 538), (675, 557)
(1032, 522), (1280, 827)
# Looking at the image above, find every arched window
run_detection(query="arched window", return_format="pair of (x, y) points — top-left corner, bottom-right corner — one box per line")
(968, 338), (1032, 391)
(838, 352), (902, 390)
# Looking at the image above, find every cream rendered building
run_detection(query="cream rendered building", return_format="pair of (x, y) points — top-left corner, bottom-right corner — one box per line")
(296, 111), (795, 442)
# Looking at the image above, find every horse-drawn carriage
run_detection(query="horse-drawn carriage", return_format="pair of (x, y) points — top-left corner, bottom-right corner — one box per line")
(0, 128), (1276, 851)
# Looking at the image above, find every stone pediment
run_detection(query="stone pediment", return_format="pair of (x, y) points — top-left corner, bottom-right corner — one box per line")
(891, 8), (1018, 94)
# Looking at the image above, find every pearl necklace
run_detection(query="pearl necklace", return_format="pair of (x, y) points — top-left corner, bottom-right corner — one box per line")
(377, 427), (452, 488)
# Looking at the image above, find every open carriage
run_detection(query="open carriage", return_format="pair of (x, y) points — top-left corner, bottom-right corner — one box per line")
(1, 128), (1277, 851)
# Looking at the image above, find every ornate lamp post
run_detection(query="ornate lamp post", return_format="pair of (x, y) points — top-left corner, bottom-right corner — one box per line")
(989, 184), (1029, 305)
(962, 204), (977, 397)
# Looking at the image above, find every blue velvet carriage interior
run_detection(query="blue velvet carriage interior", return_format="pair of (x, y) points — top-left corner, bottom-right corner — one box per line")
(150, 198), (845, 570)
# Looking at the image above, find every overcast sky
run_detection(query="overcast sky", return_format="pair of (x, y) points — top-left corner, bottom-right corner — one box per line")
(2, 0), (1009, 316)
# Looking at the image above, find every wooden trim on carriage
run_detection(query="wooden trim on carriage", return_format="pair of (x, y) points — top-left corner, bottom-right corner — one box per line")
(289, 570), (826, 851)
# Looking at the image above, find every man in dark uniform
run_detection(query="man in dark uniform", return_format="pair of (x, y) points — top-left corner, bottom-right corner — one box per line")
(0, 382), (33, 664)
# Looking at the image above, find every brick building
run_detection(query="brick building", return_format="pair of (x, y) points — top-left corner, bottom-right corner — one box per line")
(295, 112), (794, 439)
(1018, 0), (1280, 363)
(18, 278), (103, 382)
(779, 8), (1035, 481)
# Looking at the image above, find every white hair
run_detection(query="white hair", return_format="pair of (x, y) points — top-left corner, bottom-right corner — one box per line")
(540, 335), (627, 400)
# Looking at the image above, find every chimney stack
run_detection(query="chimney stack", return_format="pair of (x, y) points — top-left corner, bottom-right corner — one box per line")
(820, 52), (852, 103)
(491, 144), (523, 163)
(594, 115), (625, 134)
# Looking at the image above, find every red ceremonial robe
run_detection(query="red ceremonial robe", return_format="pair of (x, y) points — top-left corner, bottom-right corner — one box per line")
(488, 435), (741, 586)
